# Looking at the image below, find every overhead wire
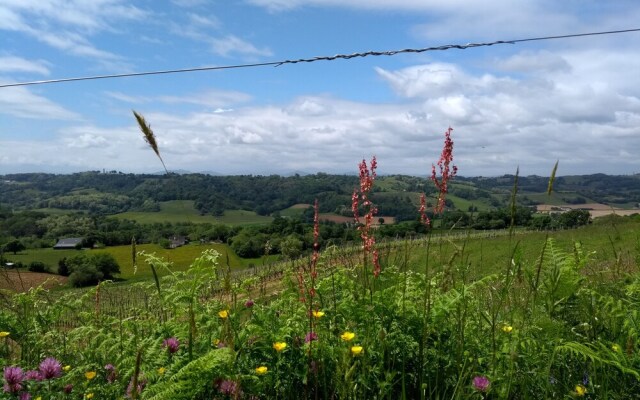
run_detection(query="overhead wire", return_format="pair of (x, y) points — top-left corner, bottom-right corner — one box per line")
(0, 28), (639, 89)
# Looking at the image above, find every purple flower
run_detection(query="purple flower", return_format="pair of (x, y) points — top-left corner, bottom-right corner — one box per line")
(63, 384), (73, 394)
(3, 366), (24, 393)
(39, 357), (62, 379)
(304, 332), (318, 343)
(217, 341), (227, 349)
(244, 299), (255, 308)
(24, 370), (42, 381)
(19, 392), (31, 400)
(473, 375), (490, 392)
(105, 364), (117, 383)
(218, 380), (240, 396)
(162, 337), (180, 354)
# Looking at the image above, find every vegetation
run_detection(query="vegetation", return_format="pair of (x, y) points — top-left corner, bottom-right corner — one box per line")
(2, 123), (640, 398)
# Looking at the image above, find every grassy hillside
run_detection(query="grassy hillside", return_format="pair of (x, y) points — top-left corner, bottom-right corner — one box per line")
(112, 200), (273, 225)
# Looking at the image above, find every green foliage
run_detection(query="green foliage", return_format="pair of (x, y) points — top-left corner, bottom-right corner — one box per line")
(66, 252), (121, 287)
(2, 230), (640, 399)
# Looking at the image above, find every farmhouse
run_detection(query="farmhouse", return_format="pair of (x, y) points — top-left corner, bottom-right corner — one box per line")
(170, 235), (188, 249)
(53, 237), (84, 250)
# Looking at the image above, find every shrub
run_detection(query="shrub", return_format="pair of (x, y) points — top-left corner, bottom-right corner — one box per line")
(27, 261), (47, 273)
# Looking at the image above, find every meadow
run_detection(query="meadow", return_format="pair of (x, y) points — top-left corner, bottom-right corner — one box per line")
(112, 200), (273, 225)
(6, 242), (276, 281)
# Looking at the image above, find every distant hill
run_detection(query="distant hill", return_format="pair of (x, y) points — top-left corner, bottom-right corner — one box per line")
(1, 172), (639, 221)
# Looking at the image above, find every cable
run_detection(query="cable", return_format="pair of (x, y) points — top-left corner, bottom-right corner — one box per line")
(1, 28), (639, 88)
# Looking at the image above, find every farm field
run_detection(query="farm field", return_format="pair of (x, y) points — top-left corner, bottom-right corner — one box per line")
(112, 200), (273, 225)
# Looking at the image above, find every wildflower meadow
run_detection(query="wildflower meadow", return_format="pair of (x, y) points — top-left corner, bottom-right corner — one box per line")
(2, 127), (640, 399)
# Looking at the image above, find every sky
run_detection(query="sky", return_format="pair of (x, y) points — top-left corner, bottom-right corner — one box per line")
(1, 0), (640, 177)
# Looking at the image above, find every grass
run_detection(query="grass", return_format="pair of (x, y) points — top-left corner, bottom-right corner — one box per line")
(112, 200), (273, 225)
(5, 243), (264, 281)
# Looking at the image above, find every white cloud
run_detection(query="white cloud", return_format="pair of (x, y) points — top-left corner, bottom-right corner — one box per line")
(210, 35), (273, 58)
(0, 81), (80, 120)
(0, 56), (50, 75)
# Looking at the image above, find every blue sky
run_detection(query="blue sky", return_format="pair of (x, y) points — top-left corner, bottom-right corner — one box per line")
(1, 0), (640, 176)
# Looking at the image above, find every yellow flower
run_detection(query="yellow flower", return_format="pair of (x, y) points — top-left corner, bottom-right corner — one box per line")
(63, 365), (71, 372)
(213, 339), (220, 346)
(158, 367), (166, 375)
(312, 310), (325, 318)
(350, 345), (363, 356)
(575, 384), (587, 396)
(218, 310), (229, 319)
(35, 397), (42, 400)
(273, 342), (287, 352)
(85, 393), (94, 399)
(341, 332), (355, 341)
(255, 366), (268, 375)
(612, 344), (621, 353)
(502, 325), (513, 333)
(85, 371), (96, 380)
(0, 331), (9, 338)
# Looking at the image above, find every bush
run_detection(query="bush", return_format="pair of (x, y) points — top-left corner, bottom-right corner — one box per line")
(27, 261), (47, 273)
(66, 253), (121, 287)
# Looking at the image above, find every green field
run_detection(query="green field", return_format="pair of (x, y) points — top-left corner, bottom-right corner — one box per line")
(5, 242), (273, 281)
(112, 200), (273, 225)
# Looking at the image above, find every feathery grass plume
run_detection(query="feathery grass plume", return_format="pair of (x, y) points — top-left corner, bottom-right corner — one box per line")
(547, 160), (559, 196)
(133, 110), (168, 174)
(509, 166), (519, 235)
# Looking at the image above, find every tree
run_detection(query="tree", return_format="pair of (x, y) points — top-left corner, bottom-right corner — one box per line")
(280, 234), (303, 260)
(66, 253), (121, 287)
(4, 240), (25, 255)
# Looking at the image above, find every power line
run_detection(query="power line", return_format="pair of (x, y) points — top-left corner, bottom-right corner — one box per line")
(1, 28), (639, 89)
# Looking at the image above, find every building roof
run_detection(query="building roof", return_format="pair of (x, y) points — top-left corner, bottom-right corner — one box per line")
(53, 238), (84, 248)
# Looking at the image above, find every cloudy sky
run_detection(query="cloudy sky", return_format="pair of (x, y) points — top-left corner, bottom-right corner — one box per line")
(1, 1), (640, 177)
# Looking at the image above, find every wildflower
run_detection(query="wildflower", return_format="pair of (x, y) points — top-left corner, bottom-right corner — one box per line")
(218, 380), (240, 396)
(341, 332), (355, 341)
(273, 342), (287, 352)
(213, 338), (220, 346)
(472, 375), (490, 392)
(255, 366), (268, 375)
(218, 310), (229, 319)
(502, 324), (513, 333)
(245, 299), (254, 308)
(104, 364), (117, 383)
(0, 332), (9, 338)
(85, 394), (94, 399)
(63, 365), (71, 372)
(39, 357), (62, 379)
(575, 384), (587, 396)
(157, 367), (166, 375)
(63, 384), (73, 394)
(312, 310), (325, 318)
(19, 393), (31, 400)
(162, 337), (180, 354)
(351, 346), (363, 356)
(305, 332), (318, 343)
(3, 366), (24, 394)
(431, 127), (457, 215)
(84, 371), (96, 380)
(24, 370), (43, 381)
(582, 372), (589, 386)
(612, 343), (621, 353)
